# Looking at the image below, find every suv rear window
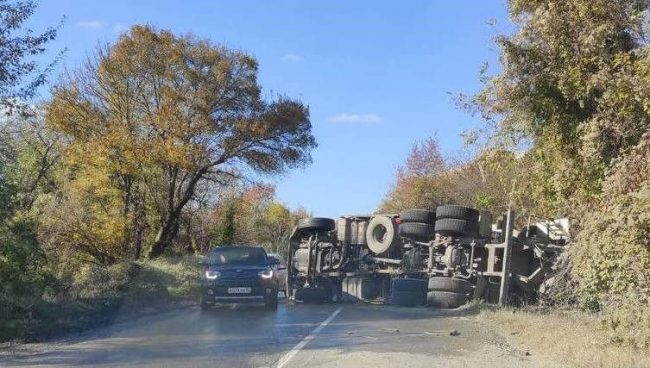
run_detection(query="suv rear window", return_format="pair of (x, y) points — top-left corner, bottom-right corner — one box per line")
(209, 247), (267, 266)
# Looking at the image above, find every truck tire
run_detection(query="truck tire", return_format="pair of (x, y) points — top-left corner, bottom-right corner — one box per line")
(399, 209), (436, 225)
(294, 287), (329, 303)
(366, 216), (399, 254)
(435, 205), (480, 223)
(391, 290), (426, 307)
(434, 218), (479, 237)
(426, 291), (469, 308)
(427, 277), (474, 294)
(391, 278), (427, 293)
(297, 217), (335, 232)
(398, 222), (436, 241)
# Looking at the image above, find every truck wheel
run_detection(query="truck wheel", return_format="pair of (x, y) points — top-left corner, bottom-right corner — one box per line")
(294, 287), (329, 303)
(399, 209), (436, 225)
(391, 278), (427, 293)
(435, 205), (480, 223)
(427, 277), (474, 294)
(297, 217), (335, 232)
(434, 218), (479, 237)
(366, 216), (399, 254)
(398, 222), (436, 241)
(391, 290), (426, 307)
(426, 291), (469, 308)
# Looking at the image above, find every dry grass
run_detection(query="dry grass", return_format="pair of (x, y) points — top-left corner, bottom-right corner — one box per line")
(478, 307), (650, 368)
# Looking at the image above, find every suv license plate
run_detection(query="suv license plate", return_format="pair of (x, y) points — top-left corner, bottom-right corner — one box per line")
(227, 287), (251, 294)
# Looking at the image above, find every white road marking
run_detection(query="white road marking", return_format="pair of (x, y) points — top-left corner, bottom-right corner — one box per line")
(275, 306), (343, 368)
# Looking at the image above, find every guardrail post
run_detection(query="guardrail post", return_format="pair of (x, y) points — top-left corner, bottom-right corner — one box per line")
(499, 209), (514, 306)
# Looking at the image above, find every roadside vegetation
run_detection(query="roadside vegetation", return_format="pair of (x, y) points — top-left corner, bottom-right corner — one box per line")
(381, 0), (650, 352)
(1, 2), (313, 342)
(478, 307), (650, 368)
(2, 0), (650, 360)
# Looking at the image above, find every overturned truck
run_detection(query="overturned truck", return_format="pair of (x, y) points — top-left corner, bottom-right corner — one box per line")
(286, 205), (568, 308)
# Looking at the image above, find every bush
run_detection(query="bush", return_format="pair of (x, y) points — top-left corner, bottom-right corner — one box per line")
(71, 262), (138, 299)
(70, 257), (201, 304)
(0, 255), (201, 342)
(571, 132), (650, 347)
(0, 215), (53, 340)
(141, 256), (201, 298)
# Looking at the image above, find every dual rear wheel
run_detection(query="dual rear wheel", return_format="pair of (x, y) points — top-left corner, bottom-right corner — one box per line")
(399, 205), (480, 240)
(426, 277), (473, 308)
(390, 277), (473, 308)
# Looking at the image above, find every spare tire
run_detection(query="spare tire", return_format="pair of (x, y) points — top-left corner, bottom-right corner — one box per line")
(297, 217), (335, 232)
(427, 277), (474, 294)
(434, 218), (479, 237)
(426, 291), (469, 308)
(435, 205), (480, 223)
(399, 209), (436, 224)
(398, 222), (436, 241)
(366, 216), (399, 254)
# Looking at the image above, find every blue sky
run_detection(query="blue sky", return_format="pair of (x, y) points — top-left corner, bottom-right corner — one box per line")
(29, 0), (513, 218)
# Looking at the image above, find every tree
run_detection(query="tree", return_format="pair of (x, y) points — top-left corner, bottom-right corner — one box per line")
(0, 0), (58, 112)
(0, 0), (59, 333)
(463, 0), (650, 345)
(209, 183), (303, 256)
(379, 137), (528, 216)
(470, 0), (650, 216)
(379, 138), (449, 212)
(47, 25), (316, 261)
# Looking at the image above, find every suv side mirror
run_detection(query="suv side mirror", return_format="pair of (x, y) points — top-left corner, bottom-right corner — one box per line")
(197, 256), (209, 267)
(268, 258), (280, 266)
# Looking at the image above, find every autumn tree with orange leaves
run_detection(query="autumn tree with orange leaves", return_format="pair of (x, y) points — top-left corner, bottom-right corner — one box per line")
(46, 26), (315, 262)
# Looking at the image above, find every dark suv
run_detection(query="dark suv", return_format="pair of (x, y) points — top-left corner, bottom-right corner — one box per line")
(200, 246), (279, 310)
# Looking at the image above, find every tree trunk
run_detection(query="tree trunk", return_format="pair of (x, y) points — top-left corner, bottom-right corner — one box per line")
(147, 166), (209, 259)
(148, 216), (180, 258)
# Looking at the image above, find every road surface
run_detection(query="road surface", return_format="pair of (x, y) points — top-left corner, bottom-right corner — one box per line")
(0, 302), (557, 367)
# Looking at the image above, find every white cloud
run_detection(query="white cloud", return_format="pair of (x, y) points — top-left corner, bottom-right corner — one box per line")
(282, 53), (302, 63)
(112, 23), (128, 35)
(328, 113), (382, 124)
(77, 20), (103, 29)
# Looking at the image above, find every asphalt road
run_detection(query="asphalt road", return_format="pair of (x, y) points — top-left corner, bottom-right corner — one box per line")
(0, 301), (557, 368)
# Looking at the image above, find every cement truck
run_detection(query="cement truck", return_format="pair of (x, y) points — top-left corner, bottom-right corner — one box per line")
(285, 205), (568, 307)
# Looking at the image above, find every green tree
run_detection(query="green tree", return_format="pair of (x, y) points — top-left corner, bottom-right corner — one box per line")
(0, 0), (59, 112)
(209, 183), (303, 256)
(470, 0), (650, 216)
(464, 0), (650, 345)
(46, 25), (316, 262)
(0, 0), (59, 336)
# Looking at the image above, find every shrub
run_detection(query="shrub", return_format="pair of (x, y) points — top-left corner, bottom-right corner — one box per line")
(571, 132), (650, 347)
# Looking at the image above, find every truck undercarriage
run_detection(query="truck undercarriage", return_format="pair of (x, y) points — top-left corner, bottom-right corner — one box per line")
(286, 205), (568, 308)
